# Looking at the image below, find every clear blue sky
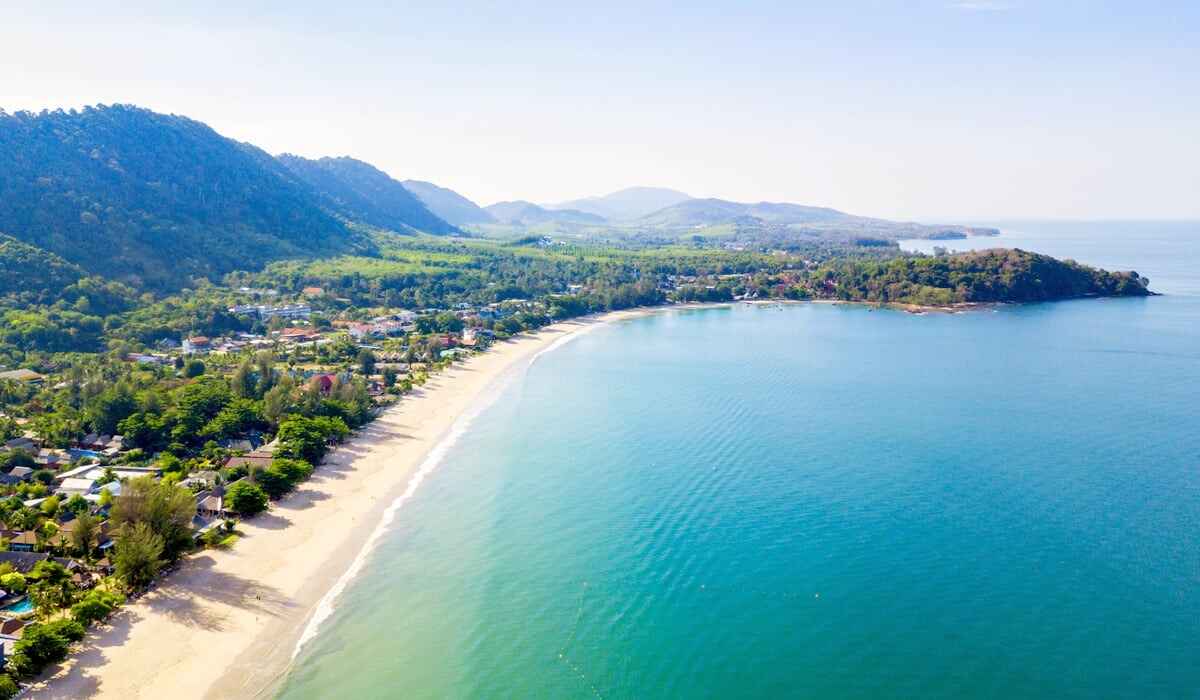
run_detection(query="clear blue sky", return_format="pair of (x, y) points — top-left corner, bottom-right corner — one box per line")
(3, 1), (1197, 220)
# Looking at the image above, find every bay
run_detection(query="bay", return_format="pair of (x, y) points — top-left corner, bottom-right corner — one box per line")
(279, 221), (1199, 699)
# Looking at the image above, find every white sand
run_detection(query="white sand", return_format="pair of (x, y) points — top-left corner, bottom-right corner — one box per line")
(24, 310), (654, 699)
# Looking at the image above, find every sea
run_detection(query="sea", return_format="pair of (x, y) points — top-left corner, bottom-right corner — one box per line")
(276, 221), (1199, 699)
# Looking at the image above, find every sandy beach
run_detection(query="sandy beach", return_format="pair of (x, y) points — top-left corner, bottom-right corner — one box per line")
(24, 310), (652, 700)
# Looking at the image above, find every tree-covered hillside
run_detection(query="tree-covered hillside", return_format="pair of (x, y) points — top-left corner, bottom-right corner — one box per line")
(0, 105), (373, 289)
(0, 234), (84, 303)
(277, 155), (456, 235)
(822, 249), (1153, 306)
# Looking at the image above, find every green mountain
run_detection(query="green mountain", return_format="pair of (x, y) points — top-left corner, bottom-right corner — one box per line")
(636, 198), (998, 241)
(0, 105), (373, 289)
(484, 201), (607, 226)
(550, 186), (692, 221)
(402, 179), (496, 226)
(278, 156), (456, 235)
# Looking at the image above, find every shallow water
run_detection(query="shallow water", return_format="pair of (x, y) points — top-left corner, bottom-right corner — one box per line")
(278, 221), (1199, 699)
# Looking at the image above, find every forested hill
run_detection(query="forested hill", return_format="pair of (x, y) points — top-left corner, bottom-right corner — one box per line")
(823, 249), (1153, 306)
(277, 155), (457, 235)
(0, 105), (374, 288)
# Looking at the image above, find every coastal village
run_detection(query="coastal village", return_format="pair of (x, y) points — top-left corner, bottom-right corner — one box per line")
(0, 283), (595, 693)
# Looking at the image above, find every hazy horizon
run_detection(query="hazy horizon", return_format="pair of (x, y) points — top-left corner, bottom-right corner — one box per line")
(4, 2), (1197, 221)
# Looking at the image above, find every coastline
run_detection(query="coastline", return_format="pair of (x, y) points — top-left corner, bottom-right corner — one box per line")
(23, 308), (659, 700)
(16, 294), (1099, 698)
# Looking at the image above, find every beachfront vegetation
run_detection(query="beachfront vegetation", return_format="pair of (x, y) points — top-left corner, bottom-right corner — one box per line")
(113, 522), (166, 589)
(0, 673), (16, 699)
(225, 481), (268, 517)
(7, 618), (86, 679)
(70, 589), (124, 626)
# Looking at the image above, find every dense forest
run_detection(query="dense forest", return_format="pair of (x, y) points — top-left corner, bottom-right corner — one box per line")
(277, 155), (456, 235)
(0, 106), (381, 289)
(819, 249), (1152, 306)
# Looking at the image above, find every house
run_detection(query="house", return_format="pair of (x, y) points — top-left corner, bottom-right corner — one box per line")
(3, 437), (37, 453)
(6, 467), (32, 481)
(181, 470), (220, 491)
(83, 480), (123, 504)
(194, 489), (225, 518)
(280, 327), (319, 343)
(183, 336), (211, 354)
(80, 466), (159, 482)
(0, 551), (78, 573)
(78, 433), (116, 450)
(128, 353), (171, 365)
(53, 463), (100, 481)
(0, 369), (44, 383)
(35, 449), (67, 468)
(0, 619), (24, 636)
(230, 304), (312, 320)
(222, 452), (273, 471)
(462, 328), (493, 348)
(47, 518), (111, 552)
(301, 286), (325, 298)
(57, 477), (98, 496)
(7, 531), (39, 552)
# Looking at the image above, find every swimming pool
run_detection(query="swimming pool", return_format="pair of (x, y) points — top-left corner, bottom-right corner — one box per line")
(1, 598), (32, 614)
(68, 448), (103, 461)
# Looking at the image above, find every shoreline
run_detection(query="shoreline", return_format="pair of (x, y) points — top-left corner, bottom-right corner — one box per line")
(16, 294), (1120, 698)
(24, 307), (661, 700)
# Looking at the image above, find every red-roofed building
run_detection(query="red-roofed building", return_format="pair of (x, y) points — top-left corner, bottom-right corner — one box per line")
(311, 374), (335, 396)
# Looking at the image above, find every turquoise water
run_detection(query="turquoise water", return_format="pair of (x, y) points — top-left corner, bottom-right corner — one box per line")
(2, 598), (32, 613)
(279, 221), (1199, 699)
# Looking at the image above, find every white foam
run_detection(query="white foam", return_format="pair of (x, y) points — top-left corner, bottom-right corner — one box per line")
(289, 321), (597, 661)
(527, 319), (606, 367)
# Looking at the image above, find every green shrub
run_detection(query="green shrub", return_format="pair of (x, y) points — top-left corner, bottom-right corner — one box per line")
(70, 589), (124, 626)
(0, 572), (26, 594)
(225, 481), (268, 516)
(9, 619), (81, 678)
(43, 618), (86, 643)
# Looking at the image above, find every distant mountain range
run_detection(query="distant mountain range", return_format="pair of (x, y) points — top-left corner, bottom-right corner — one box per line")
(632, 198), (996, 241)
(0, 103), (995, 290)
(548, 186), (691, 221)
(484, 201), (606, 227)
(404, 181), (997, 241)
(402, 179), (496, 226)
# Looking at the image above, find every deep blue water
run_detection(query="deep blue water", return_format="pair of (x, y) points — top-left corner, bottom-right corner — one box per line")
(280, 221), (1199, 699)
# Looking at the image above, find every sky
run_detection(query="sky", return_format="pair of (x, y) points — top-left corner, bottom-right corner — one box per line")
(2, 1), (1197, 220)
